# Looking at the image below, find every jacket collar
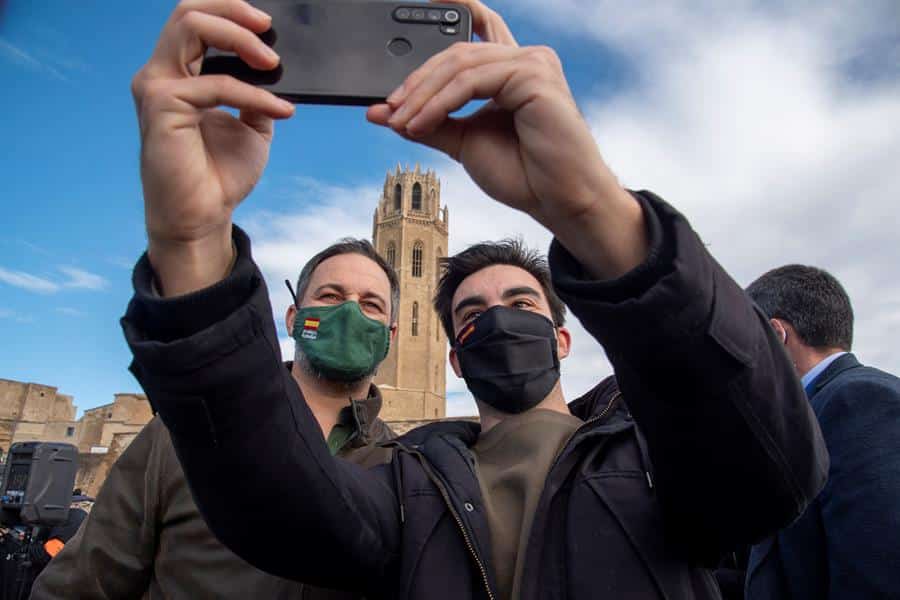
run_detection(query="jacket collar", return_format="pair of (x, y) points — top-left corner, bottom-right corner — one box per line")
(396, 375), (626, 449)
(284, 362), (385, 445)
(806, 353), (860, 399)
(568, 376), (626, 422)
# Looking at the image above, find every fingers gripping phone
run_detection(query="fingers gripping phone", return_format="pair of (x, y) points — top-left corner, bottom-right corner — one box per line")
(201, 0), (473, 106)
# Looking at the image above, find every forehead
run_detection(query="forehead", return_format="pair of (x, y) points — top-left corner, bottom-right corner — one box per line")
(451, 264), (547, 309)
(305, 253), (390, 296)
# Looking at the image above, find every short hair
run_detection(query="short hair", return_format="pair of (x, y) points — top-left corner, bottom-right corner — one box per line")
(295, 238), (400, 324)
(746, 264), (853, 351)
(434, 239), (566, 341)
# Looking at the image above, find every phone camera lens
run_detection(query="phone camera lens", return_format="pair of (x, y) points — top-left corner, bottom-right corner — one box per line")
(412, 9), (425, 20)
(443, 10), (460, 23)
(395, 8), (411, 20)
(427, 9), (442, 21)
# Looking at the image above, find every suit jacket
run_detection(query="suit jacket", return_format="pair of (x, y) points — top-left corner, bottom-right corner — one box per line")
(746, 353), (900, 599)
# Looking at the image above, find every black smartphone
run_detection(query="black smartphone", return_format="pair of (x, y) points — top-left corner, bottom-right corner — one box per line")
(201, 0), (473, 106)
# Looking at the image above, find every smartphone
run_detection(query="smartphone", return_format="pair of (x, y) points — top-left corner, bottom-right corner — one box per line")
(200, 0), (473, 106)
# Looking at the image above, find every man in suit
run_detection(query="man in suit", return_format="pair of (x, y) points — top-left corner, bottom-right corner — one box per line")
(745, 264), (900, 599)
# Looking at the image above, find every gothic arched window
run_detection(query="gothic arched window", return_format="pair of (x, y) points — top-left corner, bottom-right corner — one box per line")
(412, 183), (422, 211)
(393, 183), (402, 211)
(411, 302), (419, 336)
(386, 242), (396, 268)
(412, 242), (424, 278)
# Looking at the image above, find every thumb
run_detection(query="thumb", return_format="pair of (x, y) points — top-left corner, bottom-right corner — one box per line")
(239, 109), (275, 141)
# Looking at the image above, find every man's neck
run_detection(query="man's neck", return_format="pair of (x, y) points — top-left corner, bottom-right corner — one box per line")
(291, 363), (371, 438)
(796, 347), (846, 380)
(477, 381), (570, 434)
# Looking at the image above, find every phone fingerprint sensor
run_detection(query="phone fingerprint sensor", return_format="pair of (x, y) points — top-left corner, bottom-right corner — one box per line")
(387, 38), (413, 57)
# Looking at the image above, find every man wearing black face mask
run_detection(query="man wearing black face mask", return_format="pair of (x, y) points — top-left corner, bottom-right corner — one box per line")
(122, 0), (827, 598)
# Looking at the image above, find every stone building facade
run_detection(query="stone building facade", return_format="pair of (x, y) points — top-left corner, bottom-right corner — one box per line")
(0, 378), (153, 496)
(373, 165), (449, 422)
(0, 379), (79, 453)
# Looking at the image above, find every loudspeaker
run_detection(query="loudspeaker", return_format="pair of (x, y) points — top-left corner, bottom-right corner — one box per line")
(1, 442), (78, 526)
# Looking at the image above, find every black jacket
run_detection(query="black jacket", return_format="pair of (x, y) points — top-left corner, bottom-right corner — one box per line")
(122, 191), (828, 599)
(747, 353), (900, 600)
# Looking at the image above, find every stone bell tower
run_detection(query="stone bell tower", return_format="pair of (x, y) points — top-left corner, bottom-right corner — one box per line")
(372, 164), (449, 421)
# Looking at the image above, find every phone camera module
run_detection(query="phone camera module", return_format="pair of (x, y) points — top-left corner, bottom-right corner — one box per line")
(411, 8), (426, 20)
(394, 7), (411, 20)
(443, 9), (460, 24)
(427, 9), (442, 21)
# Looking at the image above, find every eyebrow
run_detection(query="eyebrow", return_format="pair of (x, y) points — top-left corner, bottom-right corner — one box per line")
(502, 286), (542, 301)
(453, 286), (543, 317)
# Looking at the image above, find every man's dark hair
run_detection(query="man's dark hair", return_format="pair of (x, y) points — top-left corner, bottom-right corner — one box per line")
(296, 238), (400, 324)
(746, 264), (853, 351)
(434, 239), (566, 341)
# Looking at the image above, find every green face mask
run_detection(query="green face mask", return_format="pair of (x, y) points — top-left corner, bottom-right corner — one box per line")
(292, 301), (390, 382)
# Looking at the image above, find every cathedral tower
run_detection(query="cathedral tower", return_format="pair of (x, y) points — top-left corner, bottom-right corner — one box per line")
(372, 164), (449, 421)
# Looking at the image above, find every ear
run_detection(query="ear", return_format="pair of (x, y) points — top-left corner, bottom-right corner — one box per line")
(388, 323), (398, 347)
(286, 304), (297, 336)
(449, 347), (462, 378)
(769, 318), (788, 345)
(556, 326), (572, 360)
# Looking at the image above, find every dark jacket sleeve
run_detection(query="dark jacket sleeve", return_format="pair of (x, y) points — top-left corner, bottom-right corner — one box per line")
(120, 226), (400, 592)
(815, 372), (900, 597)
(548, 190), (829, 563)
(30, 421), (163, 599)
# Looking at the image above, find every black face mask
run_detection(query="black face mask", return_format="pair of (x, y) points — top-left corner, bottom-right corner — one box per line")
(454, 305), (561, 414)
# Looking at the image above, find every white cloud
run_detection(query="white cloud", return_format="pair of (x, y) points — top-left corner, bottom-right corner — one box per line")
(0, 267), (59, 293)
(59, 267), (109, 291)
(490, 0), (900, 376)
(56, 307), (85, 317)
(0, 265), (110, 294)
(0, 308), (34, 324)
(279, 336), (295, 362)
(0, 37), (68, 81)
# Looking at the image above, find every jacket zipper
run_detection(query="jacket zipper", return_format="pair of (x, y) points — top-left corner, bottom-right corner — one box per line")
(383, 441), (495, 600)
(413, 452), (496, 600)
(384, 392), (621, 600)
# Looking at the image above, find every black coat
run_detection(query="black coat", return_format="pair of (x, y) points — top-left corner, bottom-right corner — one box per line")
(747, 353), (900, 600)
(122, 191), (828, 600)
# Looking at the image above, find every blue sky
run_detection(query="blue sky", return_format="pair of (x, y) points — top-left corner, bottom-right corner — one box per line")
(2, 1), (899, 417)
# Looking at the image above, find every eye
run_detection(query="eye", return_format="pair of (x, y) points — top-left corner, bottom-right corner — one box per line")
(511, 299), (536, 310)
(320, 292), (341, 302)
(362, 300), (384, 313)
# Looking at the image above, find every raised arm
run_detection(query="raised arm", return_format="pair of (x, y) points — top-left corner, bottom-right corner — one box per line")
(368, 0), (827, 561)
(122, 228), (401, 590)
(124, 0), (398, 589)
(548, 191), (828, 562)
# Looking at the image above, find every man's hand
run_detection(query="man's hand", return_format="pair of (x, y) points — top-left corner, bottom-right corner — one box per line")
(132, 0), (294, 296)
(367, 0), (647, 279)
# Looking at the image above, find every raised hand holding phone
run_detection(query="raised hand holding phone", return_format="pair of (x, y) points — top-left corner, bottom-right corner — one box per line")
(201, 1), (474, 105)
(369, 0), (649, 280)
(132, 0), (294, 297)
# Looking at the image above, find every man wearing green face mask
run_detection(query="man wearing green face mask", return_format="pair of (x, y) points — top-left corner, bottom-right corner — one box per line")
(284, 238), (399, 451)
(32, 238), (397, 600)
